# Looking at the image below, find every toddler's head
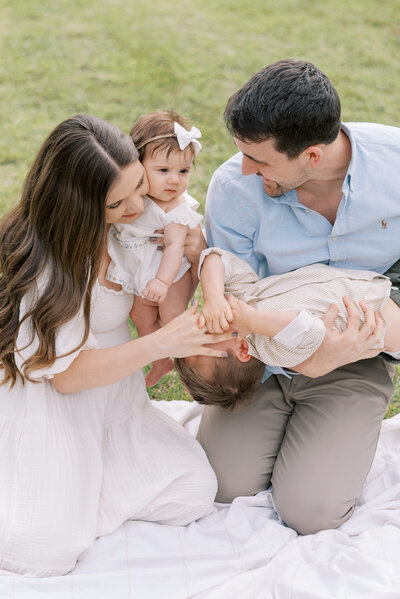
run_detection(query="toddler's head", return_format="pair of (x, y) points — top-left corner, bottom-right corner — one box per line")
(130, 111), (201, 204)
(174, 343), (265, 412)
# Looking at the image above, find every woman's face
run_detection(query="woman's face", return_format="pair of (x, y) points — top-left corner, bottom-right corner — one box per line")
(106, 160), (149, 225)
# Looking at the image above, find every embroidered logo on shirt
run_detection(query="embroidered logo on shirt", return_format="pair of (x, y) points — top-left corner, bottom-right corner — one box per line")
(381, 220), (387, 229)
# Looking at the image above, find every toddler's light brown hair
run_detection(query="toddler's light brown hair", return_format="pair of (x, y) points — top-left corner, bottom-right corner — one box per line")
(130, 110), (197, 161)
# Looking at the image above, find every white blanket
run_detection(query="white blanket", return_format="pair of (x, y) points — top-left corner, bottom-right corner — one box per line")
(1, 401), (400, 599)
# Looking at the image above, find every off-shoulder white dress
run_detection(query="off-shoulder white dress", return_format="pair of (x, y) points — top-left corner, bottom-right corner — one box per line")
(107, 192), (202, 295)
(0, 277), (216, 577)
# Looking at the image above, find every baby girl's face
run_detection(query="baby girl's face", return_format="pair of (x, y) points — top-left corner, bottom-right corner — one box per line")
(142, 147), (193, 203)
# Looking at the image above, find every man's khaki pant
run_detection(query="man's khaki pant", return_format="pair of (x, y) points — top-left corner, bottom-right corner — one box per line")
(197, 357), (394, 534)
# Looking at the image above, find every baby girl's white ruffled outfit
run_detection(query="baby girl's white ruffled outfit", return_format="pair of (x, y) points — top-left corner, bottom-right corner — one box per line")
(0, 272), (216, 577)
(107, 192), (202, 295)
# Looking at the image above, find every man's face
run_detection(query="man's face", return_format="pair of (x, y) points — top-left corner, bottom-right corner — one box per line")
(234, 136), (312, 197)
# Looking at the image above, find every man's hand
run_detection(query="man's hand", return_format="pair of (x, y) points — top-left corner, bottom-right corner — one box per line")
(199, 294), (233, 333)
(293, 296), (385, 378)
(143, 278), (169, 303)
(184, 225), (207, 264)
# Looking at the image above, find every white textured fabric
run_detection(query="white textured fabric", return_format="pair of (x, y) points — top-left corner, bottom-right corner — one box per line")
(1, 401), (399, 598)
(273, 309), (316, 347)
(0, 282), (217, 577)
(14, 272), (100, 380)
(107, 192), (202, 294)
(199, 248), (391, 367)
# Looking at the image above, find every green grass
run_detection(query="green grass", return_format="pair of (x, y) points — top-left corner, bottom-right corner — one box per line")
(1, 0), (400, 415)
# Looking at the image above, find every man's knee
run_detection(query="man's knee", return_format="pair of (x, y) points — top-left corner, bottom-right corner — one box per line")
(273, 485), (356, 535)
(197, 408), (272, 503)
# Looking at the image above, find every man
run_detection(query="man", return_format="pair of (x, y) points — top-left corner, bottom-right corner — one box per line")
(197, 59), (400, 534)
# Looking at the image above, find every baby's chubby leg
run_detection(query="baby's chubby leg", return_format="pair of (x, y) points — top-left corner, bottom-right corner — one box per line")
(130, 294), (160, 338)
(159, 270), (192, 325)
(381, 297), (400, 352)
(144, 271), (192, 387)
(130, 295), (174, 387)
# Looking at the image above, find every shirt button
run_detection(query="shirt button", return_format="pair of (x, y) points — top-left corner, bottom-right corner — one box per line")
(331, 237), (337, 241)
(305, 209), (311, 213)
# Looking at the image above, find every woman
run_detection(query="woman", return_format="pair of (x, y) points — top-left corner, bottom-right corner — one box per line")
(0, 114), (229, 577)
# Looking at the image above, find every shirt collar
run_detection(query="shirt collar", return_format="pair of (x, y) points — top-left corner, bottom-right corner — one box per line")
(267, 189), (299, 206)
(341, 122), (356, 192)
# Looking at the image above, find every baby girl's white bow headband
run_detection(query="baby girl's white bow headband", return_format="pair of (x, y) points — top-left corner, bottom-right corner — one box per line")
(135, 122), (202, 156)
(173, 122), (202, 154)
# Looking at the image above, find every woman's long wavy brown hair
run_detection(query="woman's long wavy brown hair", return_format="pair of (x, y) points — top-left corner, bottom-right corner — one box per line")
(0, 114), (138, 386)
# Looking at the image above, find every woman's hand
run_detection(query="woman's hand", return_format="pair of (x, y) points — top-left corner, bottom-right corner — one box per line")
(53, 299), (233, 394)
(199, 295), (233, 333)
(156, 299), (234, 358)
(293, 296), (385, 378)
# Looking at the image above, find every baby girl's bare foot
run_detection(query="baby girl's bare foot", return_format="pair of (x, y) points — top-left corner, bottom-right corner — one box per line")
(145, 358), (174, 387)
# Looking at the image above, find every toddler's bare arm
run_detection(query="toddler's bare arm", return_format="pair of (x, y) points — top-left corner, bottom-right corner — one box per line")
(199, 253), (233, 332)
(143, 222), (187, 303)
(225, 294), (298, 338)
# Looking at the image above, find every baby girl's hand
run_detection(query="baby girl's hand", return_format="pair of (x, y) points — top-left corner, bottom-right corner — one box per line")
(199, 295), (233, 333)
(226, 294), (256, 338)
(143, 278), (169, 303)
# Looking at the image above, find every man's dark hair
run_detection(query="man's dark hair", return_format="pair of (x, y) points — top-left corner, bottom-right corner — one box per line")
(224, 59), (341, 158)
(174, 353), (265, 412)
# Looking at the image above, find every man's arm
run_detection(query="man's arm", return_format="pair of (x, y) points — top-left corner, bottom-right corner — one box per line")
(383, 258), (400, 308)
(375, 258), (400, 364)
(205, 170), (260, 273)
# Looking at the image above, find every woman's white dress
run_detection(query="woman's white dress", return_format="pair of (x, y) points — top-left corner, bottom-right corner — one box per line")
(0, 279), (217, 577)
(106, 192), (202, 295)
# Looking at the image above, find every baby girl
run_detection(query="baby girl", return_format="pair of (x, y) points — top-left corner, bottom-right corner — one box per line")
(107, 111), (203, 386)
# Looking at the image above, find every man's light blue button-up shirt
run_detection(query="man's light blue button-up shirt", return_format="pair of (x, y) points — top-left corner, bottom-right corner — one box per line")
(205, 122), (400, 378)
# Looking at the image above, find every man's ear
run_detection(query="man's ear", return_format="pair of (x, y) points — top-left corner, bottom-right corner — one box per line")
(235, 339), (252, 363)
(304, 145), (323, 168)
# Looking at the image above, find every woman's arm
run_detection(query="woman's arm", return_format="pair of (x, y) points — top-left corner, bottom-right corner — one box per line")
(52, 302), (233, 394)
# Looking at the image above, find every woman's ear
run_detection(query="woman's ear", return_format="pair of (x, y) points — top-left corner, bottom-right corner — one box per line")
(235, 338), (252, 363)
